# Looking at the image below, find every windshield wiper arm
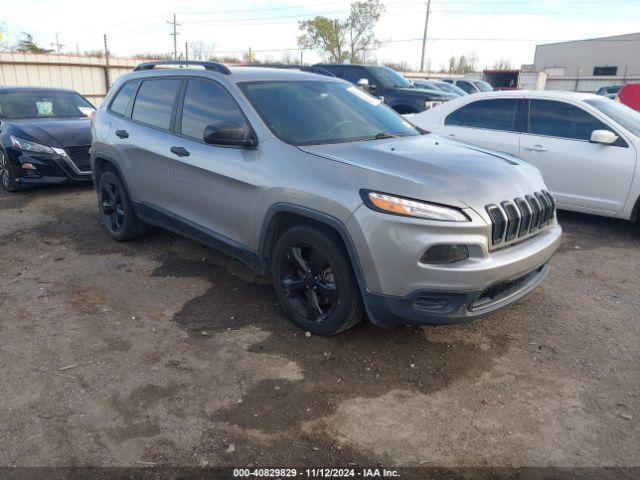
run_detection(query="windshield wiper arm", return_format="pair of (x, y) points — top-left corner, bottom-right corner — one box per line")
(364, 132), (401, 141)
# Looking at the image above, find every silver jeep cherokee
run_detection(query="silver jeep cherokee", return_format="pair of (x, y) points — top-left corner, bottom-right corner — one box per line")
(91, 61), (562, 335)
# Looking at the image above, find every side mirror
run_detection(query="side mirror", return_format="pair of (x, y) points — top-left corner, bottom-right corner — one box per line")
(590, 129), (618, 145)
(203, 122), (256, 148)
(357, 78), (371, 90)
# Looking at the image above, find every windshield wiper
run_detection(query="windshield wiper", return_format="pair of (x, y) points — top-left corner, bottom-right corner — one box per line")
(364, 132), (401, 141)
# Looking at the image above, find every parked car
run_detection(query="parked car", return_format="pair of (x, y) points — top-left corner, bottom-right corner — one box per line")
(313, 64), (456, 113)
(616, 83), (640, 111)
(0, 87), (95, 192)
(596, 84), (622, 99)
(443, 79), (494, 94)
(411, 79), (468, 96)
(91, 61), (560, 335)
(410, 90), (640, 221)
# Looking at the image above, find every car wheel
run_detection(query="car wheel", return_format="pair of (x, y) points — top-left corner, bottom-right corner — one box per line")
(271, 225), (363, 335)
(97, 169), (145, 241)
(0, 150), (20, 192)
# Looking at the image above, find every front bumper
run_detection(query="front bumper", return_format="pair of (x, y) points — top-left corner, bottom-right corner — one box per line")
(347, 204), (562, 326)
(5, 147), (91, 186)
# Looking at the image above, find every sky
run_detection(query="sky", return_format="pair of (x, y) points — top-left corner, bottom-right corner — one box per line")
(1, 0), (640, 71)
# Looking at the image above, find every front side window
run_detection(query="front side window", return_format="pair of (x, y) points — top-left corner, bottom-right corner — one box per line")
(528, 100), (608, 141)
(585, 98), (640, 137)
(0, 91), (94, 119)
(473, 81), (493, 92)
(131, 78), (181, 130)
(180, 78), (249, 141)
(368, 67), (412, 89)
(240, 80), (419, 146)
(343, 67), (372, 85)
(445, 99), (519, 131)
(456, 81), (476, 93)
(110, 81), (138, 117)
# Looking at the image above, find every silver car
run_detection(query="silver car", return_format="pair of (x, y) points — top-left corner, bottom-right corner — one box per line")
(91, 61), (561, 335)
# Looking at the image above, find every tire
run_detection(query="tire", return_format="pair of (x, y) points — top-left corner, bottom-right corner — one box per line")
(97, 169), (145, 241)
(271, 224), (363, 335)
(0, 150), (20, 192)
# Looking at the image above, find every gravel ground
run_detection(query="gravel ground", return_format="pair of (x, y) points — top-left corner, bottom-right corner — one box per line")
(0, 184), (639, 468)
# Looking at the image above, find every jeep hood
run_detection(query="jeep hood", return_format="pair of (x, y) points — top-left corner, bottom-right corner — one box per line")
(298, 134), (547, 211)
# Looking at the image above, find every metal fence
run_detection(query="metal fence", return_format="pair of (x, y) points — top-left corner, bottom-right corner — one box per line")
(545, 75), (640, 93)
(0, 52), (140, 106)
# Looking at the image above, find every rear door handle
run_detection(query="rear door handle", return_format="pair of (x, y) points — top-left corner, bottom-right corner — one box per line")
(115, 130), (129, 139)
(170, 146), (190, 157)
(448, 133), (456, 138)
(524, 145), (547, 152)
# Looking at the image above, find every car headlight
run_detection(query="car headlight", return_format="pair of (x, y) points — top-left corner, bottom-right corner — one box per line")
(424, 100), (443, 110)
(361, 190), (469, 222)
(10, 135), (54, 154)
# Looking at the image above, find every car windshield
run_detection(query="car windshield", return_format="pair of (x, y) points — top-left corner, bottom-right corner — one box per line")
(0, 91), (94, 120)
(473, 81), (493, 92)
(240, 80), (420, 146)
(368, 67), (413, 89)
(585, 98), (640, 137)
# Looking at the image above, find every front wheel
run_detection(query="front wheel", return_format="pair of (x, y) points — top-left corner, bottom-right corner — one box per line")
(271, 225), (363, 335)
(0, 150), (20, 192)
(97, 170), (145, 241)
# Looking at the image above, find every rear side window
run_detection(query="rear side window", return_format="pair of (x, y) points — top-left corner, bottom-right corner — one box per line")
(180, 78), (249, 141)
(445, 99), (519, 131)
(528, 100), (608, 141)
(131, 78), (181, 130)
(109, 81), (138, 117)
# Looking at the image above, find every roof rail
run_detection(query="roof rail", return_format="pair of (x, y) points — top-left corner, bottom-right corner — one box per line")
(237, 64), (335, 77)
(133, 61), (231, 75)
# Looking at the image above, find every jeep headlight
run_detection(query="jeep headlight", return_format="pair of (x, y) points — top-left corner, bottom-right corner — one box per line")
(10, 135), (54, 154)
(361, 190), (469, 222)
(424, 100), (443, 110)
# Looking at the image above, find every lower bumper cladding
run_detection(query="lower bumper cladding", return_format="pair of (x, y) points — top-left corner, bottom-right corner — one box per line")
(363, 262), (550, 327)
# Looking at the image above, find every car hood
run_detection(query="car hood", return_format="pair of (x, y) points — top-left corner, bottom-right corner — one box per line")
(298, 134), (547, 212)
(8, 118), (92, 148)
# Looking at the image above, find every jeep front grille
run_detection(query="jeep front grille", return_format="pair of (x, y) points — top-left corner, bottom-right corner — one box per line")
(485, 190), (555, 248)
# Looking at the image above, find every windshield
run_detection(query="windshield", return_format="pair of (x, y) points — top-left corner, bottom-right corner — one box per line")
(439, 82), (468, 96)
(585, 98), (640, 137)
(473, 81), (493, 92)
(0, 91), (94, 120)
(240, 80), (420, 146)
(369, 67), (413, 89)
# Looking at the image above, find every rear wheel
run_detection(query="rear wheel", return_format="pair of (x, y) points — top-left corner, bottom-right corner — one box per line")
(271, 225), (363, 335)
(0, 150), (20, 192)
(97, 169), (145, 241)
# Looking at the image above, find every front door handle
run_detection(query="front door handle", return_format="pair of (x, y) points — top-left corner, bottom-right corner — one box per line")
(170, 146), (190, 157)
(523, 145), (547, 152)
(115, 130), (129, 139)
(448, 133), (456, 137)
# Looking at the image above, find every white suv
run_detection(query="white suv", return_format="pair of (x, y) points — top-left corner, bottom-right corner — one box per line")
(411, 90), (640, 221)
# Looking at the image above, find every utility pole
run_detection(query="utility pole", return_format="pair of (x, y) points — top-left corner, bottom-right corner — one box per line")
(168, 14), (181, 60)
(50, 33), (64, 53)
(300, 49), (303, 65)
(103, 34), (111, 90)
(185, 42), (189, 62)
(420, 0), (431, 72)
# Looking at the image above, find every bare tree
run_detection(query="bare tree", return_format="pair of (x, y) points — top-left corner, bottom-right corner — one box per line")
(447, 52), (479, 73)
(490, 58), (513, 70)
(189, 40), (216, 61)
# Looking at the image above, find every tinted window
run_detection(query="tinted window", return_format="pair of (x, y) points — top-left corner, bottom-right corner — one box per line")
(0, 91), (93, 119)
(528, 100), (608, 140)
(368, 67), (412, 88)
(456, 81), (476, 93)
(585, 98), (640, 137)
(594, 66), (617, 76)
(110, 81), (137, 117)
(445, 99), (519, 131)
(240, 80), (419, 146)
(131, 79), (181, 130)
(180, 79), (249, 141)
(343, 67), (371, 84)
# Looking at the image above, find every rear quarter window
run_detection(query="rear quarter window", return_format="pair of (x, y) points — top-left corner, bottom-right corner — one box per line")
(109, 81), (138, 117)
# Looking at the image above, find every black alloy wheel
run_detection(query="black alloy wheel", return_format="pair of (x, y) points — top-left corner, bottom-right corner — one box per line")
(100, 179), (126, 235)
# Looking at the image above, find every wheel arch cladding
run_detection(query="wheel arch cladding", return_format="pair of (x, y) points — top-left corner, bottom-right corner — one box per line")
(258, 204), (368, 292)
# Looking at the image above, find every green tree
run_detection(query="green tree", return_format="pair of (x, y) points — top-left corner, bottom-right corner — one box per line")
(15, 33), (52, 53)
(298, 0), (384, 63)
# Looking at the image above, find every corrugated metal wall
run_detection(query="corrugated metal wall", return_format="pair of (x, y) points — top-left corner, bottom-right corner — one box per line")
(545, 75), (640, 93)
(0, 52), (140, 106)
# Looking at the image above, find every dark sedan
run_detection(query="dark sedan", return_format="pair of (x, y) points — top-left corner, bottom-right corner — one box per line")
(0, 87), (94, 192)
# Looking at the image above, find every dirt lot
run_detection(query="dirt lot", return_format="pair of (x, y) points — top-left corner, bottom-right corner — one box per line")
(1, 184), (639, 468)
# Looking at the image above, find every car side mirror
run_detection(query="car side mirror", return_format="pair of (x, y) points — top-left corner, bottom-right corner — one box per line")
(203, 122), (256, 148)
(590, 129), (618, 145)
(357, 78), (373, 91)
